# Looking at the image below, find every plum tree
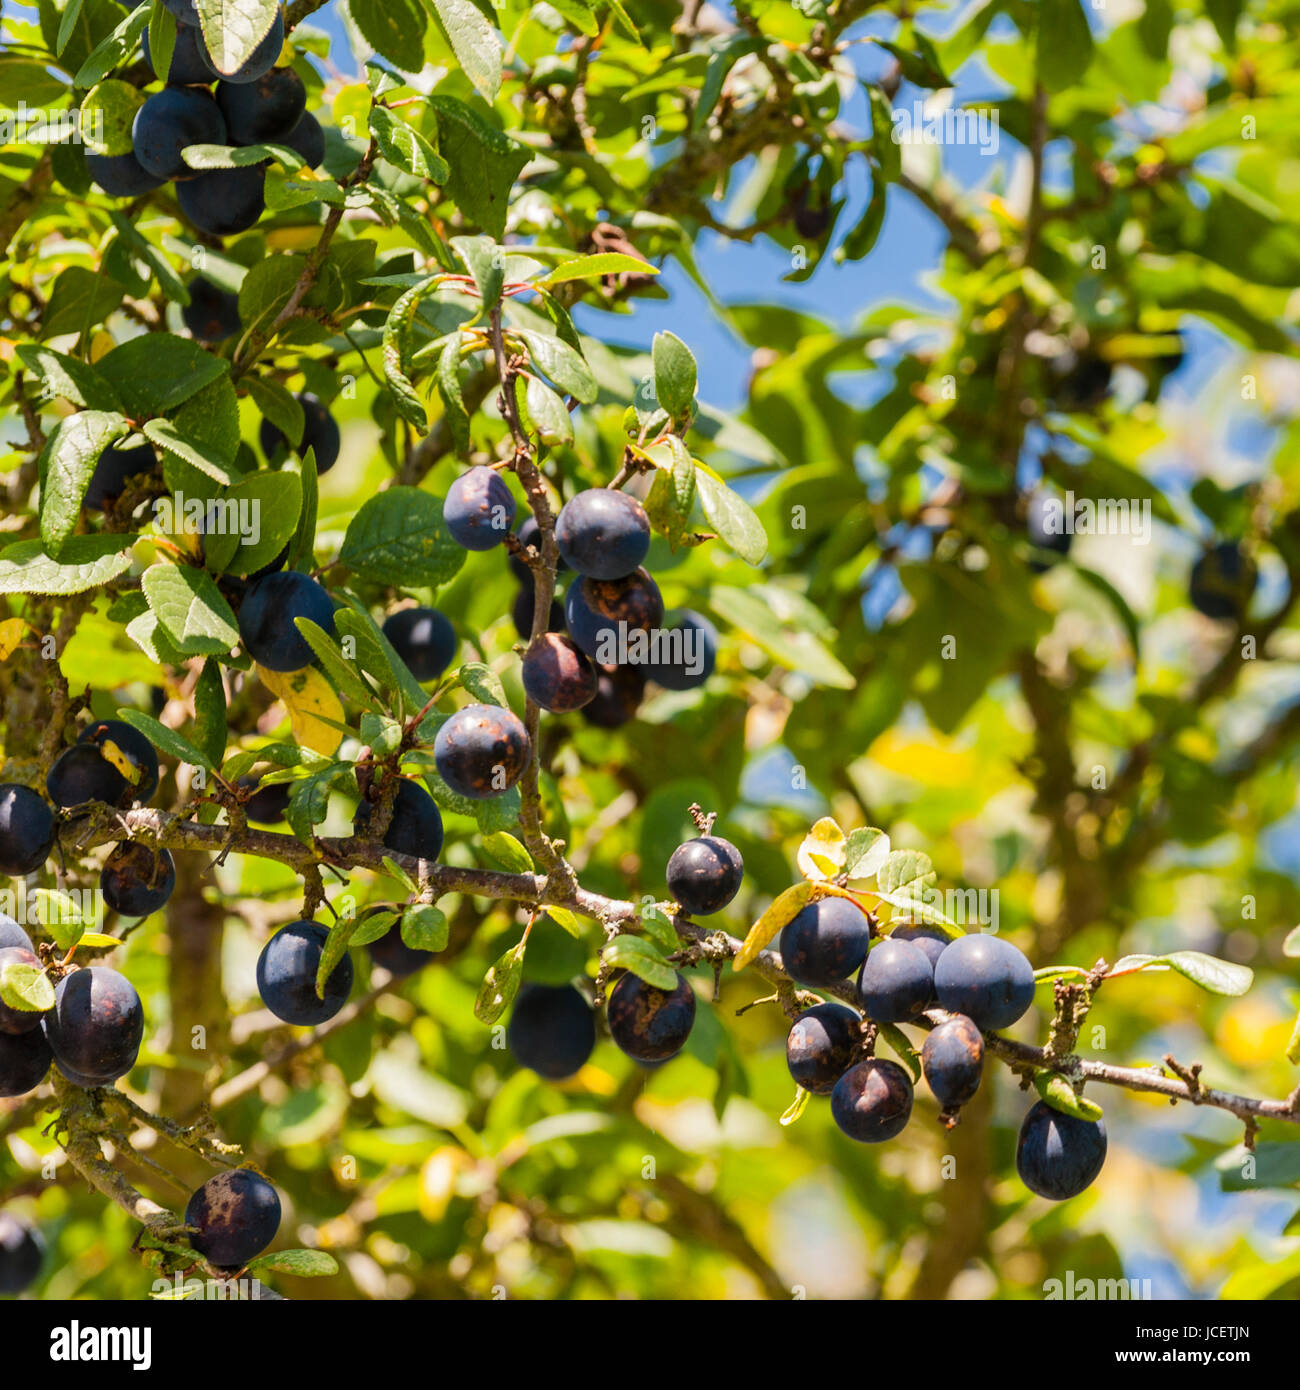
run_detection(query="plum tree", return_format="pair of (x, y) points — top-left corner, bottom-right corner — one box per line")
(1016, 1101), (1108, 1200)
(281, 111), (325, 169)
(666, 834), (744, 916)
(142, 24), (215, 86)
(200, 8), (285, 84)
(921, 1014), (984, 1111)
(236, 776), (291, 826)
(46, 744), (129, 810)
(785, 1001), (859, 1095)
(258, 392), (341, 475)
(177, 166), (266, 237)
(580, 665), (645, 729)
(353, 779), (444, 862)
(0, 786), (56, 876)
(84, 152), (164, 198)
(433, 705), (531, 800)
(564, 568), (665, 660)
(831, 1058), (914, 1142)
(507, 983), (596, 1080)
(933, 934), (1036, 1032)
(237, 569), (336, 671)
(77, 719), (160, 802)
(0, 1214), (43, 1295)
(132, 88), (227, 181)
(521, 633), (597, 713)
(1190, 541), (1257, 620)
(445, 466), (516, 550)
(0, 1028), (52, 1099)
(43, 968), (145, 1085)
(780, 897), (871, 987)
(606, 970), (696, 1062)
(83, 444), (156, 513)
(367, 927), (438, 978)
(646, 611), (718, 691)
(555, 488), (650, 579)
(185, 1169), (281, 1269)
(382, 606), (458, 684)
(256, 921), (353, 1026)
(216, 68), (306, 145)
(100, 844), (176, 918)
(181, 276), (242, 344)
(857, 937), (935, 1023)
(0, 947), (44, 1035)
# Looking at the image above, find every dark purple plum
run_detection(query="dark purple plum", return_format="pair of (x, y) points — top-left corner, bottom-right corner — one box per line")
(0, 1214), (43, 1294)
(256, 920), (352, 1026)
(444, 466), (516, 551)
(200, 7), (285, 84)
(43, 967), (144, 1085)
(508, 515), (568, 585)
(367, 926), (438, 977)
(77, 719), (159, 802)
(933, 933), (1035, 1032)
(0, 786), (55, 876)
(216, 68), (306, 145)
(100, 844), (175, 918)
(177, 165), (266, 236)
(786, 1001), (859, 1095)
(143, 23), (216, 85)
(132, 87), (227, 181)
(280, 111), (325, 169)
(606, 970), (696, 1062)
(382, 606), (457, 684)
(780, 897), (871, 987)
(666, 835), (743, 916)
(258, 392), (340, 475)
(831, 1058), (914, 1142)
(185, 1169), (281, 1269)
(353, 778), (444, 862)
(238, 569), (335, 672)
(857, 937), (934, 1023)
(0, 917), (31, 952)
(1016, 1100), (1107, 1200)
(237, 776), (291, 825)
(521, 633), (597, 713)
(433, 704), (531, 800)
(512, 582), (564, 640)
(646, 610), (718, 691)
(83, 445), (156, 513)
(555, 488), (650, 580)
(85, 152), (164, 198)
(889, 924), (950, 972)
(1190, 541), (1257, 621)
(507, 983), (596, 1080)
(0, 1028), (52, 1098)
(46, 745), (128, 810)
(564, 567), (664, 662)
(580, 665), (645, 729)
(181, 276), (241, 343)
(921, 1013), (984, 1110)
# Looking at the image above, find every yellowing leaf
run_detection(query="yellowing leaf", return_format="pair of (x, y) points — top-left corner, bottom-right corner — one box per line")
(0, 618), (31, 660)
(257, 664), (345, 756)
(779, 1087), (811, 1126)
(797, 816), (845, 881)
(733, 881), (814, 972)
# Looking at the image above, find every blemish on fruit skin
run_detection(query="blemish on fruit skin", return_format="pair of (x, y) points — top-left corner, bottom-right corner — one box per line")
(606, 971), (696, 1062)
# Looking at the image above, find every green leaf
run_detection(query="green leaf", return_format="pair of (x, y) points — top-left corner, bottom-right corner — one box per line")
(294, 618), (383, 711)
(339, 487), (466, 589)
(692, 469), (768, 565)
(514, 329), (597, 404)
(652, 331), (697, 419)
(876, 849), (936, 897)
(457, 661), (507, 708)
(709, 584), (854, 687)
(27, 888), (90, 952)
(425, 0), (502, 100)
(315, 917), (359, 1000)
(779, 1087), (811, 1126)
(451, 234), (504, 310)
(147, 2), (177, 91)
(245, 1248), (339, 1278)
(57, 0), (87, 56)
(333, 601), (429, 718)
(369, 106), (449, 183)
(843, 827), (891, 880)
(0, 536), (137, 596)
(16, 346), (121, 411)
(638, 905), (679, 955)
(195, 0), (282, 79)
(838, 168), (885, 262)
(351, 0), (428, 68)
(382, 278), (440, 432)
(202, 470), (303, 577)
(602, 934), (677, 991)
(436, 336), (471, 456)
(644, 436), (696, 551)
(40, 411), (130, 557)
(80, 79), (144, 157)
(97, 335), (229, 417)
(1036, 0), (1094, 91)
(1284, 925), (1300, 959)
(477, 831), (533, 874)
(192, 658), (228, 769)
(77, 933), (125, 950)
(141, 563), (240, 658)
(72, 1), (149, 87)
(39, 266), (123, 342)
(143, 420), (234, 486)
(182, 141), (305, 171)
(1160, 951), (1253, 997)
(427, 94), (528, 240)
(522, 374), (575, 448)
(536, 253), (660, 288)
(0, 958), (55, 1017)
(1034, 1072), (1104, 1122)
(474, 941), (526, 1024)
(115, 708), (216, 773)
(546, 906), (585, 939)
(286, 448), (318, 574)
(876, 1023), (921, 1082)
(401, 903), (448, 952)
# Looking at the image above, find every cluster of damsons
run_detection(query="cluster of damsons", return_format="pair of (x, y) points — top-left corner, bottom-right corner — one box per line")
(781, 902), (1106, 1200)
(89, 2), (325, 238)
(505, 828), (744, 1079)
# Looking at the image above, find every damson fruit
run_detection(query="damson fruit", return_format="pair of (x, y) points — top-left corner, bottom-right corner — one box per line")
(780, 897), (871, 987)
(83, 444), (155, 512)
(216, 68), (306, 146)
(445, 466), (516, 550)
(512, 582), (564, 640)
(132, 87), (227, 181)
(786, 1001), (859, 1095)
(78, 719), (160, 802)
(606, 970), (696, 1062)
(508, 515), (568, 585)
(200, 6), (285, 84)
(1190, 542), (1257, 621)
(382, 606), (457, 683)
(46, 745), (128, 810)
(555, 488), (650, 580)
(646, 610), (718, 691)
(0, 1214), (44, 1294)
(0, 917), (31, 952)
(0, 1028), (52, 1099)
(857, 937), (934, 1023)
(281, 111), (325, 169)
(889, 924), (950, 972)
(256, 920), (353, 1026)
(259, 392), (341, 475)
(142, 23), (213, 85)
(238, 570), (335, 672)
(564, 568), (665, 662)
(237, 776), (291, 825)
(177, 166), (266, 237)
(831, 1058), (914, 1143)
(521, 633), (597, 713)
(921, 1013), (984, 1110)
(181, 276), (241, 344)
(580, 665), (645, 729)
(0, 786), (56, 876)
(43, 967), (144, 1085)
(353, 779), (444, 862)
(84, 152), (164, 198)
(0, 947), (44, 1035)
(507, 983), (596, 1080)
(100, 844), (176, 918)
(1016, 1100), (1107, 1200)
(666, 835), (744, 916)
(367, 926), (437, 978)
(433, 705), (531, 800)
(933, 933), (1035, 1032)
(185, 1170), (281, 1269)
